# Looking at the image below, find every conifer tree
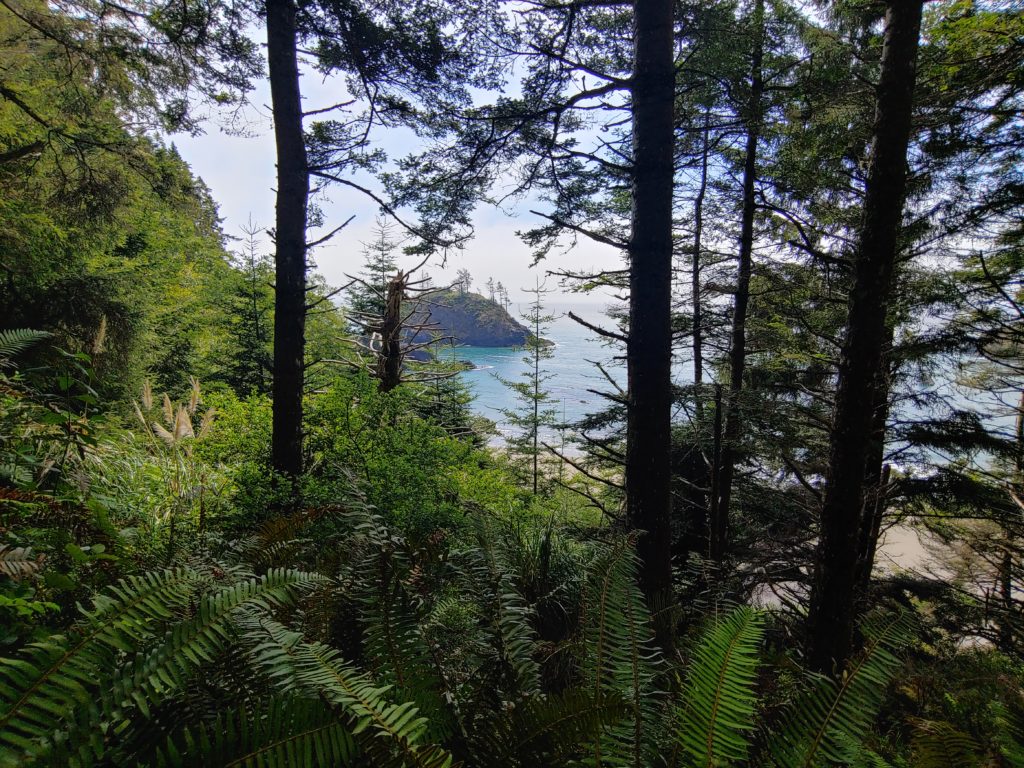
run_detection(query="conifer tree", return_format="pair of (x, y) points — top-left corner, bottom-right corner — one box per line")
(806, 0), (926, 675)
(497, 278), (559, 496)
(346, 220), (401, 325)
(225, 221), (274, 396)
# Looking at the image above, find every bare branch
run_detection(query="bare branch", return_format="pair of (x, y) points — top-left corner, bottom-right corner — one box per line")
(542, 441), (624, 489)
(530, 210), (628, 249)
(569, 311), (627, 343)
(306, 215), (356, 249)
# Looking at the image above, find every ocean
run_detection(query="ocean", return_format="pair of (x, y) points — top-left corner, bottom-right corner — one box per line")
(442, 302), (623, 441)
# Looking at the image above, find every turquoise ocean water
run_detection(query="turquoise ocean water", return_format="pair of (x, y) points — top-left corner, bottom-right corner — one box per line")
(441, 302), (622, 441)
(445, 302), (1010, 465)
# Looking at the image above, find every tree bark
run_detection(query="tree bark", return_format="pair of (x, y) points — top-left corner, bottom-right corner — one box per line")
(712, 0), (763, 562)
(853, 347), (895, 597)
(377, 273), (405, 394)
(806, 0), (924, 675)
(626, 0), (675, 647)
(267, 0), (309, 479)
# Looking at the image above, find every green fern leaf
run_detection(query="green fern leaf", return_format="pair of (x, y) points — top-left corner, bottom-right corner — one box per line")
(910, 719), (980, 768)
(995, 701), (1024, 767)
(580, 536), (664, 768)
(0, 569), (202, 767)
(156, 695), (358, 768)
(0, 329), (50, 364)
(678, 606), (765, 768)
(241, 617), (455, 768)
(0, 569), (326, 767)
(767, 609), (917, 768)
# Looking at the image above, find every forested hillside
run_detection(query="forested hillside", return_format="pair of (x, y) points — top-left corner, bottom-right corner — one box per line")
(1, 0), (1023, 765)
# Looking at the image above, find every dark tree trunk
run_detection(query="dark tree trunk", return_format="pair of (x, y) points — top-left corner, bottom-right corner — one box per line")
(377, 273), (405, 394)
(626, 0), (675, 647)
(267, 0), (309, 479)
(853, 348), (895, 596)
(806, 0), (924, 675)
(712, 0), (763, 562)
(854, 461), (890, 596)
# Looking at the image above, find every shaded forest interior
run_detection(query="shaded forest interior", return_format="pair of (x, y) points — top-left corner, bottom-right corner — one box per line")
(2, 0), (1024, 765)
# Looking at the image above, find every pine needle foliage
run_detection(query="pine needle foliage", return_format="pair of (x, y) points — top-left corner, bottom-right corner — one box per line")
(678, 606), (766, 768)
(766, 609), (918, 768)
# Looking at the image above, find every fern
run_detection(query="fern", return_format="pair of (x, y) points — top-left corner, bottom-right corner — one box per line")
(157, 695), (358, 768)
(241, 616), (455, 768)
(767, 609), (917, 768)
(909, 719), (980, 768)
(0, 568), (326, 767)
(580, 535), (664, 768)
(494, 575), (543, 694)
(995, 701), (1024, 767)
(463, 689), (629, 767)
(346, 507), (455, 740)
(0, 329), (50, 364)
(0, 569), (202, 766)
(678, 606), (765, 768)
(0, 545), (41, 580)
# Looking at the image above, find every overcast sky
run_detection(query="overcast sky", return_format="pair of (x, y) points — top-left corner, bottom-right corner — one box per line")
(171, 69), (623, 307)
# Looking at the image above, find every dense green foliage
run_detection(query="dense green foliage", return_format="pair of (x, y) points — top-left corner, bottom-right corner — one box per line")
(2, 0), (1024, 764)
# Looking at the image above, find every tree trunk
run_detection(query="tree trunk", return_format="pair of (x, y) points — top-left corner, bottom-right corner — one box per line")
(377, 272), (405, 393)
(267, 0), (309, 479)
(712, 0), (763, 563)
(853, 347), (895, 596)
(806, 0), (924, 675)
(626, 0), (675, 648)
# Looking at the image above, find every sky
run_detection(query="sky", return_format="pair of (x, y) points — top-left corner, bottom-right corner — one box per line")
(171, 68), (623, 308)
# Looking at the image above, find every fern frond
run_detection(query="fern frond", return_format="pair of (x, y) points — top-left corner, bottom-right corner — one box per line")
(580, 536), (664, 768)
(0, 569), (202, 766)
(0, 545), (42, 581)
(0, 329), (50, 363)
(0, 569), (326, 767)
(358, 557), (454, 741)
(995, 701), (1024, 767)
(241, 617), (455, 768)
(678, 606), (765, 768)
(119, 569), (330, 706)
(467, 516), (543, 696)
(507, 689), (629, 766)
(767, 609), (917, 768)
(156, 695), (358, 768)
(910, 719), (980, 768)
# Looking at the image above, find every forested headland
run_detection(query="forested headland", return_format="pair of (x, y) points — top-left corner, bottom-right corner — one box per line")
(1, 0), (1023, 765)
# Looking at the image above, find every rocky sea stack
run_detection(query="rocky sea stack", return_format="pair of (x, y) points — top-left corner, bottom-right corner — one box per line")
(412, 289), (531, 347)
